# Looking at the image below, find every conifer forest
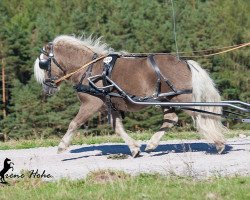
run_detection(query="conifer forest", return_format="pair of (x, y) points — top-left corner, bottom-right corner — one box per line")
(0, 0), (249, 139)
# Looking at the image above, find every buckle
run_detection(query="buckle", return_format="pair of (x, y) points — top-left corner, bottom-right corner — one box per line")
(44, 79), (57, 88)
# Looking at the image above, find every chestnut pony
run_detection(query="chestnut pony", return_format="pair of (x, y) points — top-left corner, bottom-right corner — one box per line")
(34, 35), (226, 157)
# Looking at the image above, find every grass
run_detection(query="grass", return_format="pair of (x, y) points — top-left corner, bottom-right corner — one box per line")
(0, 171), (249, 200)
(0, 129), (249, 150)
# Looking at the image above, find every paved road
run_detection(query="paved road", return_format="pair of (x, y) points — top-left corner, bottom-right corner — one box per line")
(0, 138), (249, 181)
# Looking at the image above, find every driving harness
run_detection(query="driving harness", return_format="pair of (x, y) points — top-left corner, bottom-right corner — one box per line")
(74, 54), (191, 99)
(72, 53), (192, 122)
(38, 47), (250, 123)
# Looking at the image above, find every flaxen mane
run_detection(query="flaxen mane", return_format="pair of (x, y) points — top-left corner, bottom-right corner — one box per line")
(53, 35), (114, 54)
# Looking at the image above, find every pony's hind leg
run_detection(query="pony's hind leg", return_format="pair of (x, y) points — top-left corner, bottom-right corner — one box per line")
(145, 108), (178, 152)
(57, 96), (103, 153)
(112, 111), (141, 158)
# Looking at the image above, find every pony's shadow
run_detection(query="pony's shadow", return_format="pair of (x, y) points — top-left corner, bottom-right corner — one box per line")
(62, 142), (234, 162)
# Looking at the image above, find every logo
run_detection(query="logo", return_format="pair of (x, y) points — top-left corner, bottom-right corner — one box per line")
(0, 158), (14, 184)
(0, 158), (53, 184)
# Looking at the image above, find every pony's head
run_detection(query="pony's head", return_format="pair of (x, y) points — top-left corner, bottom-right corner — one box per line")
(34, 42), (64, 95)
(4, 158), (11, 166)
(34, 35), (112, 96)
(4, 158), (11, 163)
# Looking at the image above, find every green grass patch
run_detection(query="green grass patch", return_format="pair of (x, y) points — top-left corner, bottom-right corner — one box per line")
(0, 172), (249, 200)
(0, 130), (249, 150)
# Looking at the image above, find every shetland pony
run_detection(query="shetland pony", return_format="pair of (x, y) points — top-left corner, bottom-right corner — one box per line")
(34, 35), (226, 157)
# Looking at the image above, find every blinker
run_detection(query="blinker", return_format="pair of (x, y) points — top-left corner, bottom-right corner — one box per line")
(39, 58), (51, 70)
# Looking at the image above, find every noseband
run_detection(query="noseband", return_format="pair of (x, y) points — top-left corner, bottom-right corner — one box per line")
(39, 42), (66, 88)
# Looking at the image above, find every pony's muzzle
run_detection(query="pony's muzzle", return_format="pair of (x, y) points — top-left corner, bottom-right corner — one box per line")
(42, 83), (59, 96)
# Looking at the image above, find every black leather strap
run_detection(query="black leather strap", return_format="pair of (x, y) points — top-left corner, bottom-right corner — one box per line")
(148, 55), (162, 96)
(158, 89), (192, 98)
(52, 57), (66, 74)
(148, 55), (177, 95)
(77, 53), (99, 87)
(102, 54), (120, 91)
(103, 54), (120, 77)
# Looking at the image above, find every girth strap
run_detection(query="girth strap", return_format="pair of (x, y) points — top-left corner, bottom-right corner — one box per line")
(102, 54), (120, 123)
(102, 54), (120, 92)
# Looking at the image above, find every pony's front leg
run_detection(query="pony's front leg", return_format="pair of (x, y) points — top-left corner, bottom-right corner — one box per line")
(145, 108), (178, 152)
(111, 111), (141, 157)
(57, 96), (103, 153)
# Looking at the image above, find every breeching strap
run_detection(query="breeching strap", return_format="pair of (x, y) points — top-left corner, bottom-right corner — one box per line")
(54, 55), (107, 85)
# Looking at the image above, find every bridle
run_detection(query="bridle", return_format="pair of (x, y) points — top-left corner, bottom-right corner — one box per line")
(38, 42), (107, 88)
(39, 42), (66, 88)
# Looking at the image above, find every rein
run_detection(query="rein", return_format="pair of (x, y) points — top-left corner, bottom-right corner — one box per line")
(54, 55), (107, 85)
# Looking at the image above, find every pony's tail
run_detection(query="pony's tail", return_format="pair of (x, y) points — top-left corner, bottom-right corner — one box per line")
(187, 60), (227, 153)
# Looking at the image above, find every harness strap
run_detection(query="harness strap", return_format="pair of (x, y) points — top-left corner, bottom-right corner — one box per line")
(158, 89), (192, 98)
(102, 54), (120, 77)
(52, 57), (66, 74)
(179, 107), (224, 117)
(73, 84), (103, 95)
(102, 55), (118, 95)
(148, 55), (177, 95)
(178, 107), (248, 122)
(102, 54), (120, 122)
(76, 54), (192, 101)
(78, 53), (98, 86)
(148, 55), (161, 95)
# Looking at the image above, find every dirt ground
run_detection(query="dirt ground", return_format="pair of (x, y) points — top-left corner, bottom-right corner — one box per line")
(0, 137), (250, 181)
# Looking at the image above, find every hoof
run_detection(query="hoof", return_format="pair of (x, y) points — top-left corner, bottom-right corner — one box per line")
(215, 143), (225, 154)
(145, 146), (155, 152)
(57, 141), (69, 154)
(131, 149), (141, 158)
(57, 147), (67, 154)
(145, 142), (157, 152)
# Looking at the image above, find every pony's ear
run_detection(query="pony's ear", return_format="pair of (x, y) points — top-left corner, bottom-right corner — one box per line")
(45, 42), (53, 52)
